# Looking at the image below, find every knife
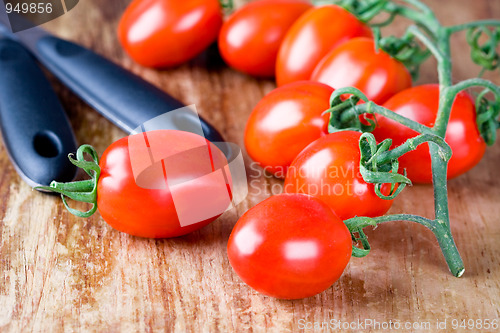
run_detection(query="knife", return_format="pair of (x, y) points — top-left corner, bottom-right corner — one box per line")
(0, 10), (226, 144)
(0, 35), (77, 187)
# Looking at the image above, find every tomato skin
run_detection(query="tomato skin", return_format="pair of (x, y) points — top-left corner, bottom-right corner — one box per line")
(218, 0), (312, 77)
(118, 0), (223, 68)
(97, 130), (230, 238)
(372, 84), (486, 183)
(244, 81), (334, 177)
(276, 5), (372, 86)
(284, 131), (393, 220)
(227, 193), (352, 299)
(311, 37), (412, 105)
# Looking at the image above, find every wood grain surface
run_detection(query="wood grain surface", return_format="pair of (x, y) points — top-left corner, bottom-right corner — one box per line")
(1, 0), (499, 332)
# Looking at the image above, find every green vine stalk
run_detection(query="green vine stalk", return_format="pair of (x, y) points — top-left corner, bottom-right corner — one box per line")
(323, 0), (500, 277)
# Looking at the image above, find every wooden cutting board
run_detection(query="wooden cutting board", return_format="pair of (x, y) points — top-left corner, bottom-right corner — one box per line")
(1, 0), (499, 331)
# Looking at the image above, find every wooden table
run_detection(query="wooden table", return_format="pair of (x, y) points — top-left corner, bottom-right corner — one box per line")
(1, 0), (499, 331)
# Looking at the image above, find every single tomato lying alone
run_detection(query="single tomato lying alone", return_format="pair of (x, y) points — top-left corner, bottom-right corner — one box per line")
(227, 193), (352, 299)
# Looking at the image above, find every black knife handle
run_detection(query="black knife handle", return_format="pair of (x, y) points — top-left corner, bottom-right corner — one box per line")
(34, 36), (225, 143)
(0, 38), (77, 187)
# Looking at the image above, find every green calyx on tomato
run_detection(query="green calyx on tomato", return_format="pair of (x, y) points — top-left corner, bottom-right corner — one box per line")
(375, 30), (431, 81)
(282, 125), (450, 215)
(475, 88), (500, 146)
(38, 144), (100, 217)
(284, 131), (396, 220)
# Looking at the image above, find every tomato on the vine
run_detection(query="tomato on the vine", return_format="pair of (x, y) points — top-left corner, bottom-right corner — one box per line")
(311, 37), (412, 105)
(276, 5), (372, 86)
(118, 0), (223, 68)
(227, 193), (352, 299)
(244, 81), (334, 177)
(284, 131), (394, 220)
(218, 0), (312, 77)
(372, 84), (486, 183)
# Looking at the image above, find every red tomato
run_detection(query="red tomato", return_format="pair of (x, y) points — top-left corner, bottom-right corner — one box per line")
(276, 5), (372, 86)
(118, 0), (223, 67)
(244, 81), (334, 177)
(97, 130), (231, 238)
(218, 0), (312, 77)
(372, 84), (486, 183)
(311, 37), (412, 105)
(284, 131), (393, 220)
(227, 193), (352, 299)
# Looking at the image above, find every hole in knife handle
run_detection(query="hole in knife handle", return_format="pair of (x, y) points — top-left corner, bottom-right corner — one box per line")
(33, 131), (62, 158)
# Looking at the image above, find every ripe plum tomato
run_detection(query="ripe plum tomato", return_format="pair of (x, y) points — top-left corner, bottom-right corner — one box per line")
(227, 193), (352, 299)
(118, 0), (223, 68)
(276, 5), (372, 86)
(244, 81), (334, 178)
(218, 0), (312, 77)
(97, 130), (231, 238)
(284, 131), (393, 220)
(311, 37), (412, 104)
(372, 84), (486, 183)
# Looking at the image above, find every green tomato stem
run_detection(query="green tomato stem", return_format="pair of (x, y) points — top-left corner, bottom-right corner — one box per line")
(36, 144), (100, 218)
(450, 78), (500, 97)
(326, 0), (499, 277)
(344, 214), (464, 277)
(407, 25), (445, 63)
(384, 1), (440, 38)
(219, 0), (234, 10)
(337, 101), (433, 134)
(376, 133), (452, 165)
(48, 179), (95, 193)
(358, 133), (412, 200)
(429, 149), (464, 277)
(400, 0), (432, 14)
(446, 20), (500, 34)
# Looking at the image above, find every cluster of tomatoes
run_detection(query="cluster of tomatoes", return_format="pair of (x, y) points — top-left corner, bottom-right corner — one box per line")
(113, 0), (487, 299)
